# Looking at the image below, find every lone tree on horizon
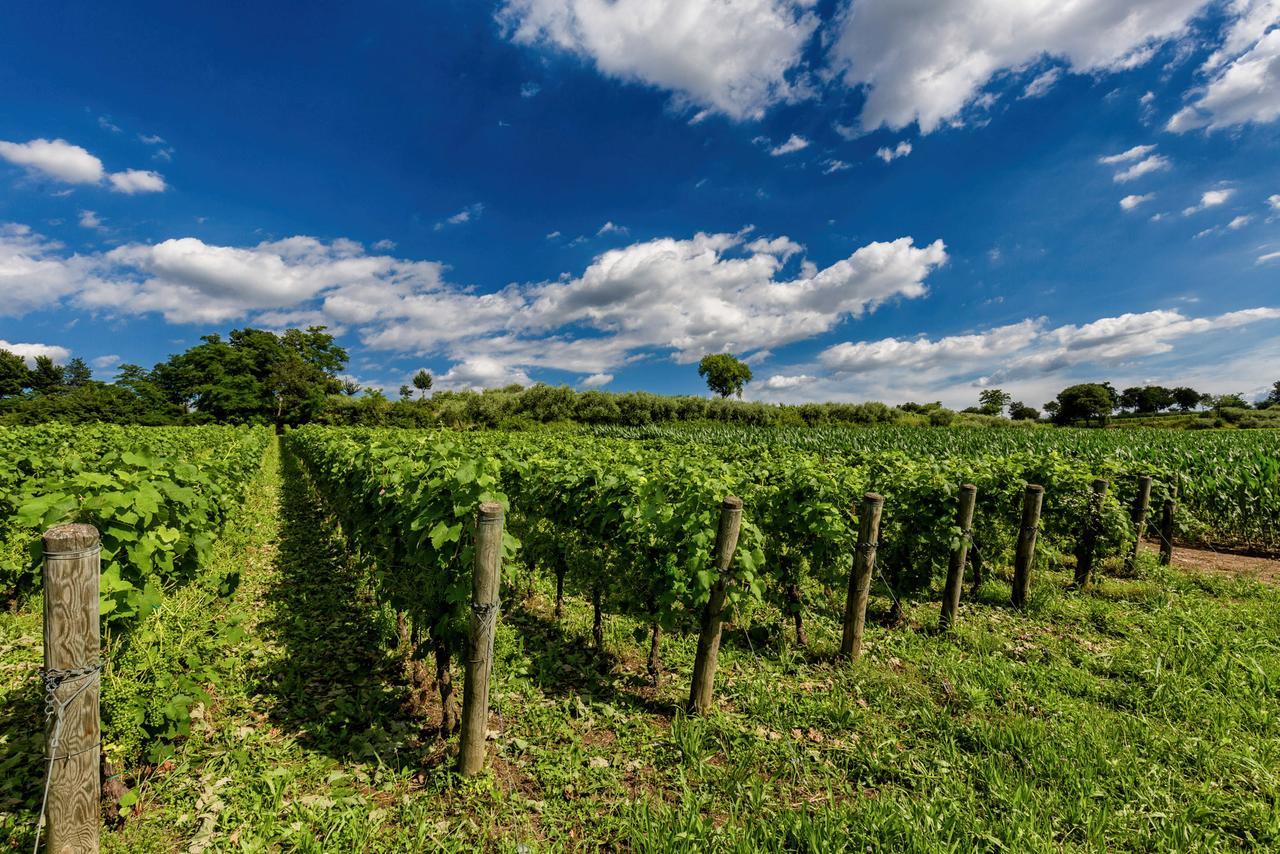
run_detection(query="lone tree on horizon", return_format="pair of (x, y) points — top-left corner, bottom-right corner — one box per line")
(412, 369), (433, 400)
(698, 353), (752, 398)
(977, 387), (1011, 416)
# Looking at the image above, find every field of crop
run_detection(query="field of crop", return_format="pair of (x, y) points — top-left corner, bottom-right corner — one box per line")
(1, 423), (1278, 850)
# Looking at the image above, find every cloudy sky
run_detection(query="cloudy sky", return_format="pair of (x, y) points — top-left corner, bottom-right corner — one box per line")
(2, 0), (1278, 408)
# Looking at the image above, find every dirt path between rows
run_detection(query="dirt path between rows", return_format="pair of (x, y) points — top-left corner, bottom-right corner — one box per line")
(1141, 539), (1280, 586)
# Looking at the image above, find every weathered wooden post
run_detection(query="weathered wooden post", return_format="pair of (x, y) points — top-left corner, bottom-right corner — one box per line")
(458, 503), (504, 776)
(1010, 484), (1044, 609)
(1124, 475), (1153, 573)
(939, 485), (978, 630)
(688, 497), (744, 715)
(40, 523), (101, 854)
(840, 493), (884, 660)
(1159, 492), (1177, 566)
(1073, 479), (1108, 589)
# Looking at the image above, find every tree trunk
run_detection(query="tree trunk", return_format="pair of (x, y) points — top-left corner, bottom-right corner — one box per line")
(555, 563), (565, 620)
(647, 622), (662, 687)
(787, 582), (807, 647)
(434, 637), (459, 735)
(591, 585), (603, 650)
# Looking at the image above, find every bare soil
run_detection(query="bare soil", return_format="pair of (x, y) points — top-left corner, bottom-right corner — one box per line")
(1141, 539), (1280, 586)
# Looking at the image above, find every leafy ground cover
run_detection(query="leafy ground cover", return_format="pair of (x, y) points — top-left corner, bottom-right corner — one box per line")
(4, 437), (1276, 851)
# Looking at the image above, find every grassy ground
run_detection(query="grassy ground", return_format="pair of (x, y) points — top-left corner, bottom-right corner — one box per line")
(2, 439), (1279, 851)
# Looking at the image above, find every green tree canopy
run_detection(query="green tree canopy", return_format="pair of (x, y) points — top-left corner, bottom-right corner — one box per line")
(150, 325), (347, 427)
(0, 349), (27, 397)
(62, 357), (93, 388)
(977, 388), (1011, 416)
(1171, 386), (1208, 412)
(1119, 385), (1174, 414)
(1051, 383), (1116, 427)
(1009, 401), (1039, 420)
(412, 369), (433, 399)
(27, 356), (65, 395)
(698, 353), (752, 398)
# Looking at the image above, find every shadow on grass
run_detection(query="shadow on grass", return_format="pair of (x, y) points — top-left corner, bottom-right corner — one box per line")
(253, 449), (414, 764)
(502, 599), (681, 719)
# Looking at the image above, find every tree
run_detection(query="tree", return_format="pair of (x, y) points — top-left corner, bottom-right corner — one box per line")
(412, 369), (433, 400)
(698, 353), (752, 398)
(1171, 386), (1207, 412)
(341, 380), (361, 396)
(1050, 383), (1117, 427)
(1263, 381), (1280, 407)
(150, 326), (347, 426)
(1009, 401), (1039, 420)
(1212, 392), (1249, 411)
(977, 388), (1011, 416)
(399, 384), (414, 402)
(62, 357), (92, 388)
(0, 349), (28, 397)
(1119, 385), (1174, 414)
(27, 356), (65, 394)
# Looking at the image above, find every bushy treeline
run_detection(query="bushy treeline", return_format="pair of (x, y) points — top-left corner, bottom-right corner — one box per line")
(317, 385), (972, 430)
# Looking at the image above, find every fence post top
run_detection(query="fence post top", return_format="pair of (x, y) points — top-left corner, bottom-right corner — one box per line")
(42, 523), (100, 553)
(476, 502), (504, 522)
(862, 492), (883, 505)
(1025, 483), (1045, 493)
(960, 483), (977, 493)
(1092, 478), (1109, 489)
(721, 496), (743, 511)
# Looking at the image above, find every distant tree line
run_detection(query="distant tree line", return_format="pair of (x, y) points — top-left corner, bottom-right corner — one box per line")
(3, 329), (1278, 430)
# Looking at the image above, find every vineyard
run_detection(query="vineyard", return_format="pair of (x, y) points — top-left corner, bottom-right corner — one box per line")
(1, 423), (1278, 850)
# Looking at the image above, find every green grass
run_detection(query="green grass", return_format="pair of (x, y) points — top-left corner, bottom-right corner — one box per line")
(2, 440), (1278, 851)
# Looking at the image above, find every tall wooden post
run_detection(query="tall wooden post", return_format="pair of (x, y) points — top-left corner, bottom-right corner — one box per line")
(41, 523), (101, 854)
(1010, 484), (1044, 610)
(1073, 479), (1108, 589)
(1124, 475), (1153, 573)
(840, 493), (884, 660)
(688, 497), (744, 715)
(458, 503), (504, 776)
(939, 485), (977, 630)
(1159, 493), (1177, 566)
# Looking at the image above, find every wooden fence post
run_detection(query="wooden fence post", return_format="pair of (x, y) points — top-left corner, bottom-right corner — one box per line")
(458, 503), (504, 777)
(1010, 484), (1044, 610)
(840, 493), (884, 660)
(1159, 492), (1177, 566)
(41, 523), (101, 854)
(1073, 479), (1108, 589)
(1124, 475), (1153, 573)
(940, 485), (978, 630)
(688, 497), (744, 715)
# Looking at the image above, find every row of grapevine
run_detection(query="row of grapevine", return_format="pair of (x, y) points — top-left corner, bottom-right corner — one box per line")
(1, 425), (272, 625)
(589, 423), (1280, 553)
(287, 426), (1141, 732)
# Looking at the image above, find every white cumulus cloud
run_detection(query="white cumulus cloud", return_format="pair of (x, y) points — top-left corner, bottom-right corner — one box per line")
(875, 140), (912, 163)
(0, 138), (167, 193)
(770, 134), (810, 155)
(1168, 2), (1280, 132)
(1120, 193), (1154, 211)
(1183, 188), (1235, 215)
(0, 223), (948, 389)
(496, 0), (819, 121)
(0, 138), (105, 184)
(830, 0), (1206, 133)
(0, 338), (71, 366)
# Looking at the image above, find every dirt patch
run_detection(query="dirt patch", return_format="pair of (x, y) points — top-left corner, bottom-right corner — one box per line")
(1141, 539), (1280, 586)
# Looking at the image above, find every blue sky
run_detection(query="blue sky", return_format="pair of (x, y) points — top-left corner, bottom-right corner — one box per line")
(2, 0), (1278, 408)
